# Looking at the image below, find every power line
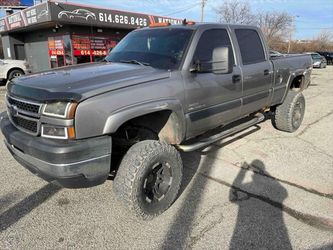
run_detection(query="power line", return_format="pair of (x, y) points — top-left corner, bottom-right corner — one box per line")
(163, 2), (201, 16)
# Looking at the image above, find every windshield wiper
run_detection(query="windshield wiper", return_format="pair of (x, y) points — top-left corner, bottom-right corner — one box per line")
(119, 60), (150, 66)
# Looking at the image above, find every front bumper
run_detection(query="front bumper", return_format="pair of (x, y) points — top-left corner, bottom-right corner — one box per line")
(0, 112), (112, 188)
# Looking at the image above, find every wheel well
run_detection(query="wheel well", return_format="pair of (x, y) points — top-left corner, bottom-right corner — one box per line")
(290, 75), (304, 90)
(114, 110), (184, 145)
(7, 67), (24, 80)
(110, 110), (184, 174)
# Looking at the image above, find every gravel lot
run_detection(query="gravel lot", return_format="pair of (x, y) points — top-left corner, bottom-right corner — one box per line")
(0, 67), (332, 249)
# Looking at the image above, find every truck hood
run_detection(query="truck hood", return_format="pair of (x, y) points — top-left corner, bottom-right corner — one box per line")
(7, 62), (170, 102)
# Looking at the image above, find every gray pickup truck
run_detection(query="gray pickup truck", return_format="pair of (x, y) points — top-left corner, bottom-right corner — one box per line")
(1, 22), (312, 219)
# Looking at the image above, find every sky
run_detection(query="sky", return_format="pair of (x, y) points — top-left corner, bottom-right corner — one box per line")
(1, 0), (333, 39)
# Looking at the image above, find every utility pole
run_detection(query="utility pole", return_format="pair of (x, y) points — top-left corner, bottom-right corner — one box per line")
(287, 28), (292, 53)
(287, 15), (299, 53)
(200, 0), (207, 22)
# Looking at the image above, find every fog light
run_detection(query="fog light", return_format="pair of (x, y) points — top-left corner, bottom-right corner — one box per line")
(41, 125), (68, 139)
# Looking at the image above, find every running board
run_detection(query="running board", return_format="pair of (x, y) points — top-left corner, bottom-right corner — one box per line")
(177, 114), (265, 152)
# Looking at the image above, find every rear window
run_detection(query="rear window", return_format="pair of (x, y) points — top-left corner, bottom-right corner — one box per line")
(311, 54), (321, 59)
(235, 29), (266, 65)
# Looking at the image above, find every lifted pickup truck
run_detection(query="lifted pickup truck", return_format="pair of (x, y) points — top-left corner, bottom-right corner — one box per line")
(0, 22), (312, 219)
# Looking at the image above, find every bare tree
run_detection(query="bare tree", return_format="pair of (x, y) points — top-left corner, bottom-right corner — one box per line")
(256, 12), (293, 48)
(215, 0), (255, 25)
(215, 1), (293, 49)
(315, 29), (333, 51)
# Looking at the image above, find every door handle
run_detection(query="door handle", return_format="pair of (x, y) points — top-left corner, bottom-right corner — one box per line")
(264, 69), (270, 75)
(232, 74), (241, 83)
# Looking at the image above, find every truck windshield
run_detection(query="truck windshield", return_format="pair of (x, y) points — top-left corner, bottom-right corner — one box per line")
(105, 28), (193, 70)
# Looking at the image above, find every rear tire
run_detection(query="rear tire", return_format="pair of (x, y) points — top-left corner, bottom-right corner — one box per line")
(272, 91), (305, 132)
(113, 140), (183, 220)
(8, 69), (24, 81)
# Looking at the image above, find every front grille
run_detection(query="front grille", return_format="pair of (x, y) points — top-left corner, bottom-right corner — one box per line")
(6, 95), (42, 135)
(11, 116), (38, 133)
(7, 96), (40, 114)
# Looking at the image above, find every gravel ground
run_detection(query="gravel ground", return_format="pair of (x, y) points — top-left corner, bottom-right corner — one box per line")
(0, 67), (332, 249)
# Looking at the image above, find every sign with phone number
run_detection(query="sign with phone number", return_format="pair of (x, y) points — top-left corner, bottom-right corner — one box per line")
(74, 50), (108, 56)
(98, 13), (148, 26)
(52, 2), (182, 29)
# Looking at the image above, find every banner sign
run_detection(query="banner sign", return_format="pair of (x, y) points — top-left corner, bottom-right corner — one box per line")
(0, 2), (182, 33)
(0, 2), (50, 32)
(50, 2), (182, 29)
(0, 0), (34, 7)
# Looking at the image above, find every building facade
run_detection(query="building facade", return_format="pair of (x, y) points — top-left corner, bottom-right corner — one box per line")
(0, 1), (181, 72)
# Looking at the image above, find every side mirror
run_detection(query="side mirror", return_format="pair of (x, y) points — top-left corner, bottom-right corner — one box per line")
(190, 46), (233, 74)
(212, 46), (233, 74)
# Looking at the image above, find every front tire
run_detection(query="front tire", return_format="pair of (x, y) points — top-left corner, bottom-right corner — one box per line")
(272, 91), (305, 132)
(113, 140), (183, 220)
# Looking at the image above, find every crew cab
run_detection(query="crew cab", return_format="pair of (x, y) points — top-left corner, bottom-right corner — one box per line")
(0, 22), (312, 219)
(0, 59), (29, 83)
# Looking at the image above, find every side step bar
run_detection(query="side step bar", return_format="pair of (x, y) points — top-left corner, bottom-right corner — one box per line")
(177, 113), (265, 152)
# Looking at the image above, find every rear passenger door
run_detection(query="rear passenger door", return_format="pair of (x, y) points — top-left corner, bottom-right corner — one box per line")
(234, 28), (273, 115)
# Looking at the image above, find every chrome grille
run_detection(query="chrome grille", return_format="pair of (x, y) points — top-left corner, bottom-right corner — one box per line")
(11, 116), (38, 133)
(6, 95), (42, 135)
(7, 96), (40, 114)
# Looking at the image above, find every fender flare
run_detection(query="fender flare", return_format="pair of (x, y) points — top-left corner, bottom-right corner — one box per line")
(281, 70), (306, 103)
(103, 99), (186, 144)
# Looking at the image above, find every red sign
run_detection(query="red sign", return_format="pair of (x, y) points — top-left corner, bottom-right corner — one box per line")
(49, 50), (64, 56)
(73, 50), (108, 56)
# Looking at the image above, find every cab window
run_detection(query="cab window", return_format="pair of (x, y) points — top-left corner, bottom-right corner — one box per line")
(193, 29), (234, 67)
(235, 29), (266, 65)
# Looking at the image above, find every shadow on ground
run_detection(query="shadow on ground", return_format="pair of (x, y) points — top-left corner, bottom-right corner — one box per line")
(0, 183), (61, 232)
(161, 125), (293, 249)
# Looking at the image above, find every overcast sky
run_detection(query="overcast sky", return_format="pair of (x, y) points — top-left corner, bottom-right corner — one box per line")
(1, 0), (333, 39)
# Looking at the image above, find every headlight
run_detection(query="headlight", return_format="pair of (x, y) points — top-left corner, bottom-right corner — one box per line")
(41, 125), (76, 139)
(42, 102), (77, 118)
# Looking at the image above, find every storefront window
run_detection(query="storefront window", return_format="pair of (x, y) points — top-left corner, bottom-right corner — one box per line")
(72, 35), (91, 64)
(91, 37), (109, 62)
(63, 35), (73, 66)
(48, 33), (122, 69)
(48, 36), (65, 68)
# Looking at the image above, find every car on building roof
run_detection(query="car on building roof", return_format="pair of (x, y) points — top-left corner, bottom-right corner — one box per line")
(58, 9), (97, 20)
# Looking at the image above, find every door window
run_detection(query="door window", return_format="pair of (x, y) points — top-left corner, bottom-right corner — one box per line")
(235, 29), (266, 65)
(193, 29), (234, 69)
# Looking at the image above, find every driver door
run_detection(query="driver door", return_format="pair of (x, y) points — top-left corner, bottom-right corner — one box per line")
(184, 29), (243, 138)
